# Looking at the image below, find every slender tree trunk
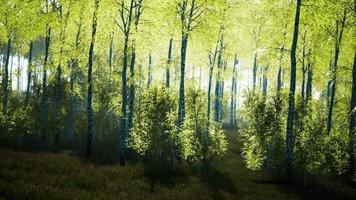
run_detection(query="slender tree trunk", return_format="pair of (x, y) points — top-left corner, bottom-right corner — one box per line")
(349, 49), (356, 174)
(205, 47), (217, 157)
(86, 0), (100, 158)
(127, 1), (142, 155)
(119, 0), (135, 166)
(67, 60), (75, 142)
(327, 12), (346, 134)
(25, 42), (33, 106)
(306, 49), (313, 104)
(9, 54), (13, 92)
(55, 63), (62, 144)
(2, 38), (11, 115)
(166, 38), (173, 88)
(253, 52), (257, 92)
(301, 62), (306, 101)
(233, 58), (238, 126)
(286, 0), (301, 183)
(277, 66), (282, 93)
(127, 45), (136, 142)
(262, 67), (268, 96)
(206, 60), (214, 138)
(326, 54), (333, 108)
(301, 30), (307, 102)
(147, 54), (152, 89)
(233, 72), (238, 125)
(178, 34), (188, 128)
(32, 61), (38, 98)
(41, 27), (51, 141)
(230, 55), (237, 126)
(67, 11), (83, 143)
(220, 60), (227, 122)
(215, 41), (223, 123)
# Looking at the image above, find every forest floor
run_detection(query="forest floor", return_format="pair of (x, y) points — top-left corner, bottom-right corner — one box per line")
(0, 131), (355, 200)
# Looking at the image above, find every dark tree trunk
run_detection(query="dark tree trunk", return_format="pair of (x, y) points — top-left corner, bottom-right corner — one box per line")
(262, 67), (268, 96)
(67, 9), (83, 143)
(349, 49), (356, 174)
(2, 38), (11, 115)
(214, 40), (223, 123)
(166, 38), (173, 88)
(67, 60), (75, 142)
(327, 12), (346, 134)
(55, 3), (72, 145)
(127, 45), (136, 140)
(305, 49), (313, 104)
(301, 59), (306, 101)
(277, 66), (282, 93)
(178, 34), (188, 128)
(301, 30), (307, 102)
(230, 55), (238, 126)
(286, 0), (301, 183)
(25, 42), (33, 106)
(41, 27), (51, 141)
(119, 0), (135, 166)
(253, 52), (257, 92)
(86, 0), (99, 158)
(55, 63), (62, 144)
(220, 60), (227, 122)
(326, 55), (333, 108)
(205, 43), (218, 156)
(233, 73), (238, 126)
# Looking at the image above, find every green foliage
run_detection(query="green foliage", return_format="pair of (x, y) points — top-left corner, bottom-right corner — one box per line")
(129, 85), (227, 167)
(294, 96), (350, 175)
(129, 85), (178, 161)
(180, 86), (228, 161)
(240, 91), (286, 174)
(242, 91), (352, 178)
(294, 98), (328, 174)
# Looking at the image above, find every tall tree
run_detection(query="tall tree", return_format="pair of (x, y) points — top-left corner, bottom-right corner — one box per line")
(177, 0), (204, 129)
(214, 36), (224, 123)
(86, 0), (100, 157)
(286, 0), (302, 183)
(127, 0), (143, 155)
(305, 49), (313, 104)
(41, 25), (51, 141)
(67, 2), (85, 143)
(230, 55), (238, 127)
(54, 1), (72, 144)
(25, 42), (33, 106)
(116, 0), (135, 166)
(205, 35), (219, 159)
(327, 10), (347, 134)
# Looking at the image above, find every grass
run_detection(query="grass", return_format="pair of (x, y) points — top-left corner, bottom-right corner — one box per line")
(0, 130), (355, 200)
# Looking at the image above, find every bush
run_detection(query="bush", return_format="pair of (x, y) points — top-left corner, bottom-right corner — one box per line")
(129, 85), (178, 163)
(129, 85), (228, 174)
(240, 91), (286, 177)
(180, 87), (228, 162)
